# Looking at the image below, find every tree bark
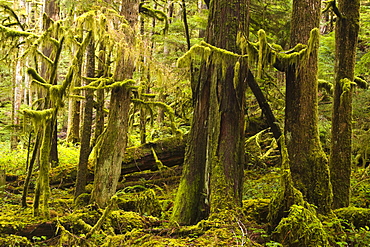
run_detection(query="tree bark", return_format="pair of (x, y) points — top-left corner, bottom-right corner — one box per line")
(93, 43), (107, 144)
(172, 0), (249, 225)
(247, 69), (282, 142)
(330, 0), (360, 209)
(285, 0), (332, 214)
(75, 40), (95, 199)
(171, 62), (211, 225)
(90, 0), (138, 208)
(42, 0), (60, 165)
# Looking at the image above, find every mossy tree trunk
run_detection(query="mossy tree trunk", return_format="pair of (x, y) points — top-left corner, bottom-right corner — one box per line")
(171, 62), (211, 225)
(42, 1), (60, 165)
(66, 88), (81, 143)
(90, 0), (138, 208)
(285, 0), (332, 214)
(93, 43), (108, 144)
(330, 0), (360, 209)
(33, 111), (54, 218)
(75, 40), (95, 199)
(172, 0), (249, 225)
(206, 0), (248, 218)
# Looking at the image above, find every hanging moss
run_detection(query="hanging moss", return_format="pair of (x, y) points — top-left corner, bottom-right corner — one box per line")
(237, 28), (321, 74)
(22, 108), (54, 132)
(354, 76), (368, 89)
(131, 99), (179, 135)
(50, 84), (65, 107)
(139, 3), (169, 34)
(233, 61), (241, 90)
(318, 79), (333, 94)
(177, 41), (246, 81)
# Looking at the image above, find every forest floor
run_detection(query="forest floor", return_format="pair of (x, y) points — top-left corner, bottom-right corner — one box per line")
(1, 129), (370, 246)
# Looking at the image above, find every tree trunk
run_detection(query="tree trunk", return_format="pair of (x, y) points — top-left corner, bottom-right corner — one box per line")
(330, 0), (360, 209)
(75, 40), (95, 199)
(93, 43), (108, 144)
(171, 63), (211, 225)
(42, 0), (60, 164)
(285, 0), (332, 214)
(172, 0), (249, 225)
(207, 0), (248, 216)
(33, 113), (54, 218)
(90, 0), (138, 208)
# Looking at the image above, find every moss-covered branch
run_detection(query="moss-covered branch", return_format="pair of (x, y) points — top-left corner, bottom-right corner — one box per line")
(27, 68), (49, 86)
(139, 3), (169, 33)
(1, 4), (25, 31)
(0, 24), (36, 38)
(354, 76), (368, 89)
(322, 0), (343, 18)
(318, 79), (333, 94)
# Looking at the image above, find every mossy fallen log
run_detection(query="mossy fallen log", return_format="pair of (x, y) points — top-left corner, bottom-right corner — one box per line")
(17, 222), (57, 239)
(121, 134), (187, 175)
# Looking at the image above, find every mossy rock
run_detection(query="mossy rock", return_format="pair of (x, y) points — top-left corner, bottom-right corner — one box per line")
(335, 207), (370, 228)
(271, 204), (329, 247)
(243, 198), (270, 223)
(117, 189), (162, 217)
(58, 208), (102, 234)
(108, 211), (148, 234)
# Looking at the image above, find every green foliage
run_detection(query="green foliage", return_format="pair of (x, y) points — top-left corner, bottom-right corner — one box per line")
(244, 169), (280, 200)
(356, 51), (370, 79)
(318, 32), (335, 82)
(0, 142), (27, 175)
(249, 0), (292, 47)
(335, 207), (370, 228)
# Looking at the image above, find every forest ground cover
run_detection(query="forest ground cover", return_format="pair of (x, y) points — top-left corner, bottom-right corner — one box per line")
(1, 89), (370, 246)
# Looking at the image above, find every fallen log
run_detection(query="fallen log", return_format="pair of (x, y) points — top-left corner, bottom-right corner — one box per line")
(121, 134), (187, 175)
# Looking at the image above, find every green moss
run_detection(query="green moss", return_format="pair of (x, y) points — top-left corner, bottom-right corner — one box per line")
(354, 76), (368, 89)
(0, 24), (36, 38)
(318, 79), (333, 94)
(22, 108), (54, 132)
(243, 199), (270, 223)
(27, 68), (49, 86)
(177, 41), (246, 81)
(335, 207), (370, 228)
(272, 205), (330, 246)
(0, 234), (32, 246)
(134, 189), (162, 217)
(139, 4), (169, 34)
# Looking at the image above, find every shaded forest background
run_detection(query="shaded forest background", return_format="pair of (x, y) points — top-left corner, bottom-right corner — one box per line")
(0, 0), (370, 246)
